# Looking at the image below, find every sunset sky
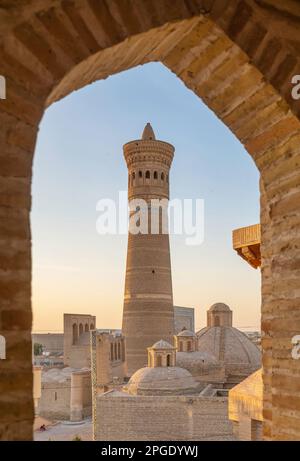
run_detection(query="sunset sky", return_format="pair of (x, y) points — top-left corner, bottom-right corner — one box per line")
(31, 62), (261, 334)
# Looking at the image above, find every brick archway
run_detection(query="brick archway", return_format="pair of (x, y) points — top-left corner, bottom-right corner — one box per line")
(0, 1), (300, 440)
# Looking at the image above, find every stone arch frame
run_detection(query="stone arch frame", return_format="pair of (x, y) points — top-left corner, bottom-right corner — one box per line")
(84, 323), (89, 332)
(0, 0), (300, 441)
(79, 323), (83, 336)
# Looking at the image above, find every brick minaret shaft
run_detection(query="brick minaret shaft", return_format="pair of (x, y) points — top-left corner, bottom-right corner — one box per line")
(122, 123), (175, 376)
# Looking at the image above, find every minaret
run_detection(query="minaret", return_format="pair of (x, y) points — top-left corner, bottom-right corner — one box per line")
(122, 123), (175, 376)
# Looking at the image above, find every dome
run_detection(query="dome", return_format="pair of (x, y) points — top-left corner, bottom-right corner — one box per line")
(151, 339), (174, 350)
(209, 302), (231, 312)
(176, 351), (219, 377)
(196, 326), (261, 375)
(125, 366), (199, 395)
(177, 329), (196, 337)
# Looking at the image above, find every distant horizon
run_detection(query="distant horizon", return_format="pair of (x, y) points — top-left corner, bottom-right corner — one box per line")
(32, 63), (261, 333)
(31, 304), (261, 334)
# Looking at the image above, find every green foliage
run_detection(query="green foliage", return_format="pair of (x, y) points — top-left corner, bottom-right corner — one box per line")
(72, 435), (82, 441)
(34, 343), (43, 356)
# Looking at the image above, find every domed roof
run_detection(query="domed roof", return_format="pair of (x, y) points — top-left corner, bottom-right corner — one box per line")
(150, 339), (174, 350)
(209, 302), (231, 312)
(196, 326), (261, 371)
(176, 350), (218, 376)
(177, 329), (196, 337)
(41, 366), (90, 383)
(142, 122), (156, 140)
(125, 366), (199, 396)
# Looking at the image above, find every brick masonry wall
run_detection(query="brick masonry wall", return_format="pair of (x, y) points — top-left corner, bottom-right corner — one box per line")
(39, 381), (71, 420)
(95, 393), (234, 441)
(32, 333), (63, 354)
(39, 374), (92, 420)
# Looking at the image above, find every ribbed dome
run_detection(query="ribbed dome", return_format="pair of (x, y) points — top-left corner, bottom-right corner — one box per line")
(151, 339), (174, 350)
(196, 326), (261, 373)
(209, 303), (231, 312)
(177, 329), (196, 337)
(125, 366), (199, 395)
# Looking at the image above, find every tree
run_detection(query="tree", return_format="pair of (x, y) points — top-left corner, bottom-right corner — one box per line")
(34, 343), (43, 356)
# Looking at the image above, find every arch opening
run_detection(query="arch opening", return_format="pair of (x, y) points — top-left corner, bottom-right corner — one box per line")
(72, 324), (78, 345)
(1, 4), (299, 442)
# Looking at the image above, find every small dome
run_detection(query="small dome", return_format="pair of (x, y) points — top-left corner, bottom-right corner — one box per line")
(209, 302), (231, 312)
(42, 366), (73, 383)
(125, 366), (199, 395)
(151, 339), (174, 350)
(142, 122), (156, 140)
(196, 326), (261, 374)
(177, 329), (196, 337)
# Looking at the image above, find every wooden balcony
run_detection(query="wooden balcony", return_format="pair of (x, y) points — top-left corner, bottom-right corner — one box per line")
(232, 224), (261, 269)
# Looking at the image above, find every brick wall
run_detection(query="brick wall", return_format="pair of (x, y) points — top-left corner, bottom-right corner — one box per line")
(95, 392), (234, 441)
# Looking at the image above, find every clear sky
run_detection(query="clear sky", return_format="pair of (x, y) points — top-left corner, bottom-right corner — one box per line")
(31, 62), (261, 334)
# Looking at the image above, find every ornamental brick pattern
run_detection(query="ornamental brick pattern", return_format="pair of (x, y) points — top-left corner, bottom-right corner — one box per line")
(0, 0), (300, 440)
